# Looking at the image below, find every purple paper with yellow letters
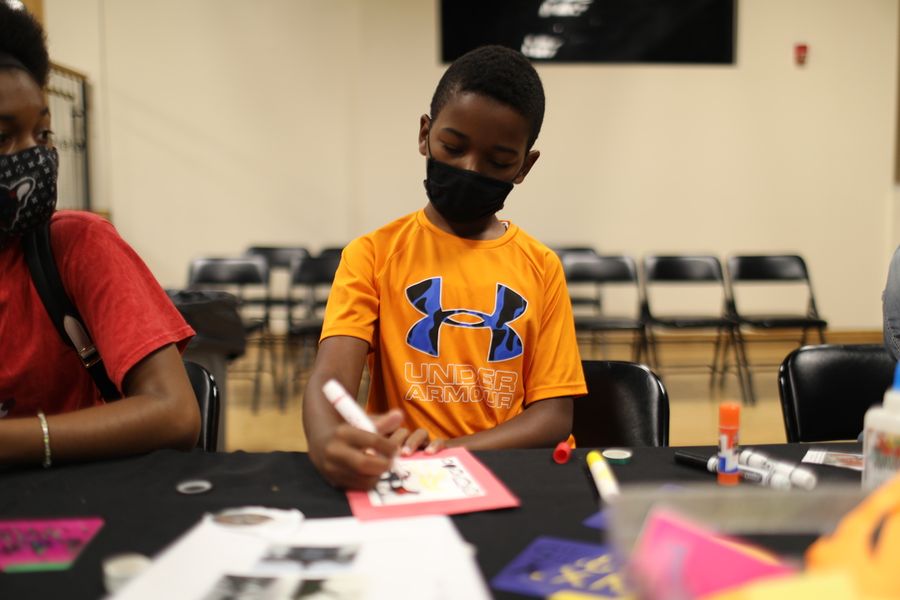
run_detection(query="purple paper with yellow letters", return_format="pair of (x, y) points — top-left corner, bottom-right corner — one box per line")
(490, 536), (628, 598)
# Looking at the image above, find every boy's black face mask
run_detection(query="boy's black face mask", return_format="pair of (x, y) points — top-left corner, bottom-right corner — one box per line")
(0, 146), (59, 249)
(423, 133), (518, 223)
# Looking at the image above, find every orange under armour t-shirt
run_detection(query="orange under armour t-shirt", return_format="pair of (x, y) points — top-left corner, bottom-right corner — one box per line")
(321, 209), (586, 440)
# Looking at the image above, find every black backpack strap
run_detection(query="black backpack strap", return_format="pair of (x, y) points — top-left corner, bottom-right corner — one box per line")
(23, 222), (122, 400)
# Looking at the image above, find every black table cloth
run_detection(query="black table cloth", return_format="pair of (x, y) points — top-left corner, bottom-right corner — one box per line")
(0, 444), (861, 599)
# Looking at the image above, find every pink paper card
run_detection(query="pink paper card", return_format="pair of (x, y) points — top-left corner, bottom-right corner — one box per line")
(0, 517), (104, 572)
(347, 447), (520, 520)
(629, 508), (795, 599)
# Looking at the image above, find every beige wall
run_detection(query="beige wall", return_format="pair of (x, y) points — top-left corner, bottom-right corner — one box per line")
(44, 0), (899, 328)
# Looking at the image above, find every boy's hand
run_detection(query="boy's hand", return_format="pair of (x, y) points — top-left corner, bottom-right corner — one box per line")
(316, 410), (404, 490)
(392, 427), (445, 456)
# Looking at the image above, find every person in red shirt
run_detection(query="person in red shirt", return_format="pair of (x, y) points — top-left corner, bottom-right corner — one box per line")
(303, 46), (586, 489)
(0, 4), (199, 465)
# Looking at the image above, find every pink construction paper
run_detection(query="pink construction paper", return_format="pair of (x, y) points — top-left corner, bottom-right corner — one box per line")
(629, 508), (795, 598)
(347, 447), (520, 520)
(0, 517), (104, 571)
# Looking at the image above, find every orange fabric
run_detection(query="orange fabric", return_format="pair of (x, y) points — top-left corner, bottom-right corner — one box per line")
(321, 209), (586, 440)
(806, 473), (900, 598)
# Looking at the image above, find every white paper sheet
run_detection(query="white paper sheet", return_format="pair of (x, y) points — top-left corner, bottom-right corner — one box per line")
(111, 511), (488, 600)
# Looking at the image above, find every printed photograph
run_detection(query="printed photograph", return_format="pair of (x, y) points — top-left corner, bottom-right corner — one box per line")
(369, 456), (485, 507)
(258, 545), (360, 575)
(202, 574), (285, 600)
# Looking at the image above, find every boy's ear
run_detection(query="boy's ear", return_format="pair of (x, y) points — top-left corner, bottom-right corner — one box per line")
(418, 114), (431, 157)
(513, 149), (540, 185)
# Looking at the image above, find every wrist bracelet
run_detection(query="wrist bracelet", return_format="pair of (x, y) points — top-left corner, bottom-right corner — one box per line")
(36, 410), (51, 468)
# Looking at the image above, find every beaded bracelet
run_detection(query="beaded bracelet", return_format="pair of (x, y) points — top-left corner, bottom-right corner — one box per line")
(36, 410), (51, 468)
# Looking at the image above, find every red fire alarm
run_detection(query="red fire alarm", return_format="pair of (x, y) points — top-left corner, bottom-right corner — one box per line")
(795, 43), (808, 66)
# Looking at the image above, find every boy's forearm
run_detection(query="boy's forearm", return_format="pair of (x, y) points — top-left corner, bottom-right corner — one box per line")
(447, 396), (573, 450)
(302, 367), (354, 463)
(301, 336), (370, 460)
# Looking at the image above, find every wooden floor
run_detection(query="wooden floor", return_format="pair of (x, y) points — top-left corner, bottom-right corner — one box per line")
(223, 330), (882, 452)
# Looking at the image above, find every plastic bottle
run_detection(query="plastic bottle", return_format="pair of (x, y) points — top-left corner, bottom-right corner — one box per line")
(863, 363), (900, 491)
(718, 402), (741, 486)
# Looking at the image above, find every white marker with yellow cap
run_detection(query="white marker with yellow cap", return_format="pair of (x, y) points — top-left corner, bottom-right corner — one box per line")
(587, 450), (620, 504)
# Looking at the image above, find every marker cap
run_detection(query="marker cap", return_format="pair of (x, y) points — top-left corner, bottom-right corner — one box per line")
(673, 451), (710, 471)
(553, 441), (572, 464)
(792, 470), (817, 490)
(103, 553), (152, 594)
(769, 471), (793, 491)
(719, 402), (741, 428)
(322, 379), (347, 404)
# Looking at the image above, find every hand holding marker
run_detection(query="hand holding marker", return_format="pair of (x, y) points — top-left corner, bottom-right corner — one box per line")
(323, 379), (398, 472)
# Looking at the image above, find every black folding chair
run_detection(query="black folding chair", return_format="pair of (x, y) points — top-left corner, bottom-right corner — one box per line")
(187, 256), (276, 411)
(245, 246), (311, 270)
(562, 255), (647, 362)
(642, 255), (751, 404)
(244, 245), (311, 332)
(725, 255), (827, 400)
(778, 344), (893, 443)
(317, 246), (345, 260)
(184, 360), (220, 452)
(555, 247), (602, 314)
(281, 253), (342, 405)
(574, 360), (669, 447)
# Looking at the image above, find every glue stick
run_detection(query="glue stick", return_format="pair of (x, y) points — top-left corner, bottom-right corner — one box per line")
(717, 402), (740, 486)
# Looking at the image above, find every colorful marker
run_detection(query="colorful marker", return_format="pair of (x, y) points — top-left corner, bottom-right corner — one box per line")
(586, 450), (620, 503)
(674, 451), (792, 490)
(323, 379), (377, 432)
(738, 449), (817, 491)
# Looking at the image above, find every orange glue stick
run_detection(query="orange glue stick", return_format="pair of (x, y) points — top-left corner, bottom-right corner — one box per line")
(718, 402), (740, 486)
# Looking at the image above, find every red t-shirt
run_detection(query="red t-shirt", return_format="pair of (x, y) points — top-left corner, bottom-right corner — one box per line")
(0, 211), (194, 418)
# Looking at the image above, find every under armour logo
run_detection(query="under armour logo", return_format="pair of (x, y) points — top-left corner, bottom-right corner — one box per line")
(406, 277), (527, 362)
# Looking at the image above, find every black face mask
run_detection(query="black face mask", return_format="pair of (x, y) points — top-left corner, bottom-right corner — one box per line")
(423, 129), (521, 224)
(0, 145), (59, 249)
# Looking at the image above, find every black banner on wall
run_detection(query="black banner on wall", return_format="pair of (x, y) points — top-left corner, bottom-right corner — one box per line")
(441, 0), (736, 65)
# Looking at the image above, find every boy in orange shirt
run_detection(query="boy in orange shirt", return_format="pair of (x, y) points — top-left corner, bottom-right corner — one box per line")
(303, 46), (586, 489)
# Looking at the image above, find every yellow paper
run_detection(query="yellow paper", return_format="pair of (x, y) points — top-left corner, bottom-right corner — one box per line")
(549, 591), (634, 600)
(701, 571), (859, 600)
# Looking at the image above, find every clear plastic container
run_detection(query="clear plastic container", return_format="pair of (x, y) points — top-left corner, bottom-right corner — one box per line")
(863, 362), (900, 490)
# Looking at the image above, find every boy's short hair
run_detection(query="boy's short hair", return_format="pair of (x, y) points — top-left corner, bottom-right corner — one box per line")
(430, 45), (545, 149)
(0, 1), (49, 88)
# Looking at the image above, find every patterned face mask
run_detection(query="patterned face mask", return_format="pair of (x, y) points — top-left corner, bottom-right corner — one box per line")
(0, 145), (58, 249)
